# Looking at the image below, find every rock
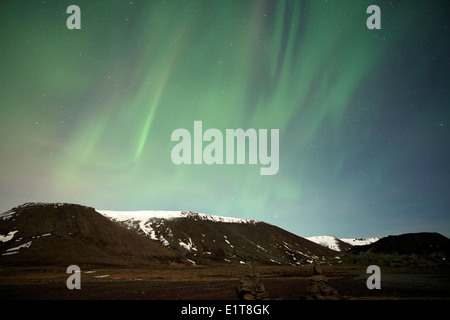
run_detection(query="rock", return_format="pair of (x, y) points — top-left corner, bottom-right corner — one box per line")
(313, 261), (323, 275)
(236, 262), (269, 300)
(305, 264), (339, 300)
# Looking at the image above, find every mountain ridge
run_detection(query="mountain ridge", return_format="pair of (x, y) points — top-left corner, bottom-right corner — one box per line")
(1, 202), (343, 267)
(4, 203), (445, 269)
(98, 209), (342, 266)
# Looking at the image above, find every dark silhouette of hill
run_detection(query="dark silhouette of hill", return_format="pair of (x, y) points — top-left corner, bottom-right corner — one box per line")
(0, 203), (186, 267)
(349, 232), (450, 257)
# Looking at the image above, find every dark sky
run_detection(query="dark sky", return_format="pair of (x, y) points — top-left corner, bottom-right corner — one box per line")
(0, 0), (449, 238)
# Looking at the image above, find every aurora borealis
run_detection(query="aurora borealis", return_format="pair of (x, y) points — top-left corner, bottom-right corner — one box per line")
(0, 0), (448, 238)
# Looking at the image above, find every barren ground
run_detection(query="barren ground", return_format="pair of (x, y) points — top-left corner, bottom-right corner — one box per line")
(1, 264), (449, 300)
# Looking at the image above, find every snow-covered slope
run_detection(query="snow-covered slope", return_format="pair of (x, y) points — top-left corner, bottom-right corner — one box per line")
(306, 236), (380, 251)
(98, 210), (260, 243)
(306, 236), (341, 251)
(306, 235), (354, 252)
(340, 237), (379, 246)
(98, 210), (340, 265)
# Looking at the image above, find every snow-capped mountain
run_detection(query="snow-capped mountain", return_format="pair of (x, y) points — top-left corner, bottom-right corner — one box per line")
(98, 209), (341, 265)
(306, 236), (380, 251)
(340, 237), (379, 246)
(306, 235), (352, 252)
(0, 203), (342, 267)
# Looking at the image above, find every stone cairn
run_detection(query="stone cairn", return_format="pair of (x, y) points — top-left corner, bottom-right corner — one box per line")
(305, 261), (339, 300)
(236, 262), (269, 300)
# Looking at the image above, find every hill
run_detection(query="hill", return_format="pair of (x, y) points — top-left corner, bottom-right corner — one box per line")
(349, 232), (450, 256)
(1, 203), (343, 267)
(347, 232), (450, 268)
(0, 203), (186, 267)
(98, 210), (342, 265)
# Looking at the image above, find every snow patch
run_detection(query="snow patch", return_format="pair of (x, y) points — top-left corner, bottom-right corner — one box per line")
(159, 235), (170, 247)
(224, 237), (234, 248)
(179, 237), (196, 251)
(0, 210), (16, 221)
(256, 244), (268, 253)
(270, 259), (281, 264)
(2, 251), (18, 256)
(2, 240), (32, 255)
(0, 230), (18, 242)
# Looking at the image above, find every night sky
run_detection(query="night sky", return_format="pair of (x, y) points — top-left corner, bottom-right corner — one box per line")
(1, 0), (449, 238)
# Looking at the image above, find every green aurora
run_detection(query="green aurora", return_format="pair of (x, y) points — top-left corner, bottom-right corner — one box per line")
(0, 0), (449, 238)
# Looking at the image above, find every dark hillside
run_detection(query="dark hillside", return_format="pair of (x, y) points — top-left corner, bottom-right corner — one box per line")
(0, 203), (186, 267)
